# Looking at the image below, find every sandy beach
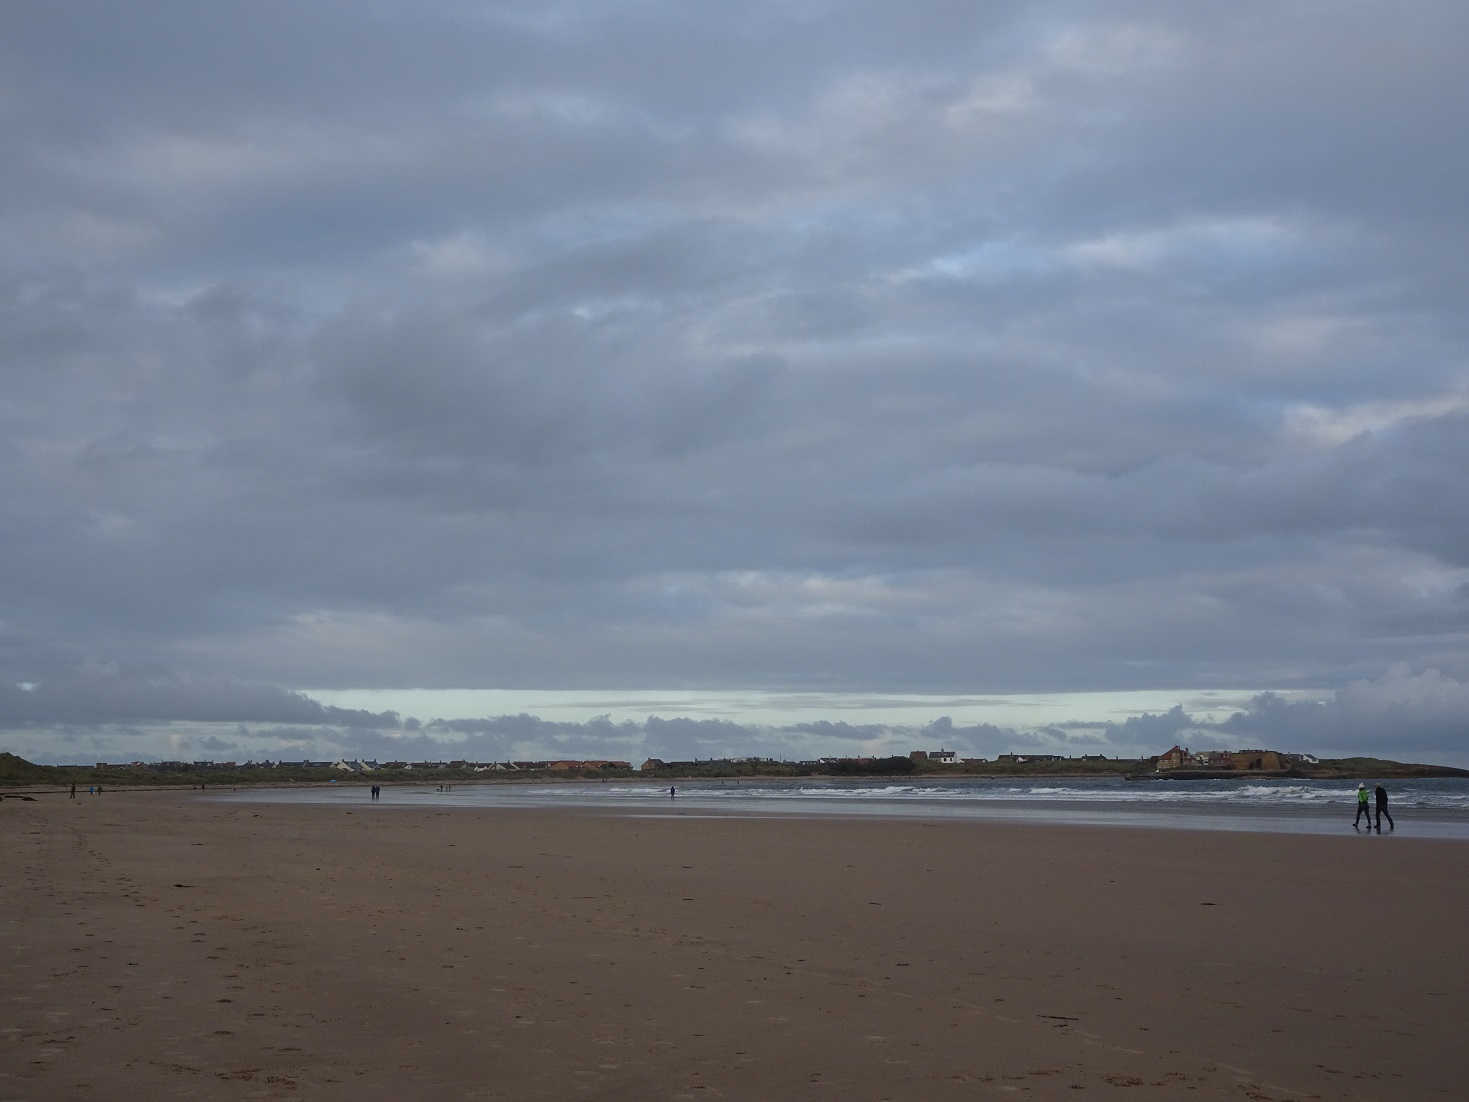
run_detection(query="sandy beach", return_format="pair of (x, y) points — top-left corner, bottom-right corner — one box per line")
(4, 790), (1467, 1100)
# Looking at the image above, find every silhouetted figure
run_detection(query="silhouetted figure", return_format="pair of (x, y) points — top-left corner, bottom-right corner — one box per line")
(70, 783), (76, 799)
(1374, 785), (1394, 832)
(669, 786), (676, 798)
(1353, 783), (1373, 830)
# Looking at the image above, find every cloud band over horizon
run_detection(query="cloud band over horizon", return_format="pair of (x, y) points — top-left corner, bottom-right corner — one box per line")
(6, 666), (1467, 767)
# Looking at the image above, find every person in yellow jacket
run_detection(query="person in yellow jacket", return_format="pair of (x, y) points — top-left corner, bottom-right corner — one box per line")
(1353, 783), (1374, 830)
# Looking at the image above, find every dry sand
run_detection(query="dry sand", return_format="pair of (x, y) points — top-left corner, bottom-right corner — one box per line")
(3, 789), (1467, 1100)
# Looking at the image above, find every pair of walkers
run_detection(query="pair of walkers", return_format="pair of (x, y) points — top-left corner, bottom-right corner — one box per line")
(1354, 783), (1394, 832)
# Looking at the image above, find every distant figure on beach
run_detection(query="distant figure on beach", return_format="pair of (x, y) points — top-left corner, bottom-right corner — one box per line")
(70, 783), (76, 799)
(1374, 785), (1394, 832)
(88, 785), (94, 796)
(1354, 783), (1373, 830)
(669, 786), (676, 798)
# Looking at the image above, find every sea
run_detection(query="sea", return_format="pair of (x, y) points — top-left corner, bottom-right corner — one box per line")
(211, 775), (1469, 840)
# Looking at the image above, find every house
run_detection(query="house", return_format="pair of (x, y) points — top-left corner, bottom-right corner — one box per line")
(1156, 745), (1189, 771)
(333, 759), (380, 773)
(912, 749), (960, 764)
(1230, 749), (1284, 771)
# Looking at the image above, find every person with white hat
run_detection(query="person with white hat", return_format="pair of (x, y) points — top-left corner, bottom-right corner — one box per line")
(1353, 783), (1374, 830)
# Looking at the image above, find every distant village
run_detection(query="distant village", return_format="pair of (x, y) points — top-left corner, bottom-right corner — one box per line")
(11, 743), (1459, 787)
(78, 744), (1320, 778)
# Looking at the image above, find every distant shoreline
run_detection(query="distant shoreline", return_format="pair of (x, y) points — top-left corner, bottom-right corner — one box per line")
(6, 759), (1468, 797)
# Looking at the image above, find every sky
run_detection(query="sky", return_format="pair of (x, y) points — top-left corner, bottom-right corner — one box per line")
(4, 2), (1469, 766)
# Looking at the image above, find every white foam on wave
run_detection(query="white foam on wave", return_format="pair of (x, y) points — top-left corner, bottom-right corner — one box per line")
(1236, 784), (1327, 800)
(792, 785), (919, 798)
(536, 777), (1469, 811)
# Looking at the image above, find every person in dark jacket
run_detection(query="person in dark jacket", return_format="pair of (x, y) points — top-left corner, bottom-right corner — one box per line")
(1374, 785), (1394, 832)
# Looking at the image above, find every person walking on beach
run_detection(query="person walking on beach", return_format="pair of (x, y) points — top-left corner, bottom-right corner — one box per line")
(1354, 783), (1373, 830)
(70, 783), (76, 799)
(1374, 785), (1394, 832)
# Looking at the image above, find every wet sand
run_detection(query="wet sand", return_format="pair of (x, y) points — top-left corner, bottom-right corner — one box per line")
(4, 790), (1466, 1099)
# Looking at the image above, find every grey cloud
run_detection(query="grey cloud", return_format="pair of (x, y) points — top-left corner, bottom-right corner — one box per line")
(0, 668), (400, 728)
(1098, 705), (1197, 749)
(1217, 666), (1469, 759)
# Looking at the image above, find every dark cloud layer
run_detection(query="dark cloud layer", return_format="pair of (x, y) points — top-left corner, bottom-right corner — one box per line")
(4, 3), (1468, 762)
(0, 668), (399, 728)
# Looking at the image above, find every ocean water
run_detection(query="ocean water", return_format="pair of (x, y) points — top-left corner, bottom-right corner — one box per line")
(211, 775), (1469, 840)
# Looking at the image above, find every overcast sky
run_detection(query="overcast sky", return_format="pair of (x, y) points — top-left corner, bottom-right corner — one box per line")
(5, 2), (1469, 765)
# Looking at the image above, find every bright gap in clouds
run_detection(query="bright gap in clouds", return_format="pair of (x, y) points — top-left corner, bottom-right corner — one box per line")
(302, 687), (1328, 734)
